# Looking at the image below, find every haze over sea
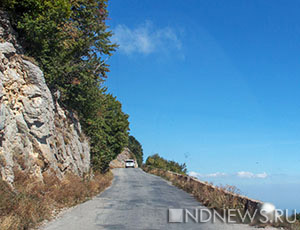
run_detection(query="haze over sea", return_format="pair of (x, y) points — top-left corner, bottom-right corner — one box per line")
(188, 172), (300, 212)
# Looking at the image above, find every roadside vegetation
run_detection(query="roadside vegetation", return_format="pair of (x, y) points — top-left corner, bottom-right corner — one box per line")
(292, 214), (300, 230)
(144, 167), (244, 210)
(143, 154), (298, 229)
(144, 166), (299, 229)
(144, 154), (187, 174)
(128, 136), (144, 166)
(296, 213), (300, 221)
(0, 168), (113, 230)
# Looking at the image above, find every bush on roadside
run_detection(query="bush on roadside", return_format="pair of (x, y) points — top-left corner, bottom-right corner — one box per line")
(144, 154), (187, 174)
(0, 168), (113, 230)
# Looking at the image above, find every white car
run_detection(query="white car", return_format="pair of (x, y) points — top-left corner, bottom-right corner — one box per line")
(125, 159), (135, 168)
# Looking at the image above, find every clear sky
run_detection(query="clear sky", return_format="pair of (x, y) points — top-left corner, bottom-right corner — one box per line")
(105, 0), (300, 210)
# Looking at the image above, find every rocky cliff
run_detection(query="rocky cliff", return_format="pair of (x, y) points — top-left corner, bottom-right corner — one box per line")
(109, 148), (138, 168)
(0, 11), (90, 184)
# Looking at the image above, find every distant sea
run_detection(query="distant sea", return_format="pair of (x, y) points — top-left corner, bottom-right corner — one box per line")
(238, 183), (300, 213)
(193, 175), (300, 213)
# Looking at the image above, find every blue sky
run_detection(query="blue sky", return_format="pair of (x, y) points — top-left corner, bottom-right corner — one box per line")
(105, 0), (300, 210)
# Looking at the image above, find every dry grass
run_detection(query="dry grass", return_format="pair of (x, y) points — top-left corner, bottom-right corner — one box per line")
(292, 221), (300, 230)
(0, 168), (113, 230)
(144, 167), (300, 229)
(145, 167), (244, 210)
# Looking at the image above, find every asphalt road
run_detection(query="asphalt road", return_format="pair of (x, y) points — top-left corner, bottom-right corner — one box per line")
(41, 168), (275, 230)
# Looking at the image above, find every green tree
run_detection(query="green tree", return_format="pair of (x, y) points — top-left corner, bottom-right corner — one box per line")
(1, 0), (116, 90)
(128, 136), (143, 166)
(145, 154), (187, 174)
(296, 213), (300, 221)
(83, 91), (129, 172)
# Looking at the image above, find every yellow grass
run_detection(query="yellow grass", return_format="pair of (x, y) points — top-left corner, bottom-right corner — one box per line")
(0, 168), (113, 230)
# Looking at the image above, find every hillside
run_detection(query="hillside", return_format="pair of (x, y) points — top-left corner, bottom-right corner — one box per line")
(0, 10), (90, 184)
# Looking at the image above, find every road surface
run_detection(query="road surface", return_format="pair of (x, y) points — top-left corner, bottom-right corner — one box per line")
(42, 168), (275, 230)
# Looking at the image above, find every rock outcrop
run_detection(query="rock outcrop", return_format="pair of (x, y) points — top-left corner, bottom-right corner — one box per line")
(109, 148), (138, 168)
(0, 11), (90, 184)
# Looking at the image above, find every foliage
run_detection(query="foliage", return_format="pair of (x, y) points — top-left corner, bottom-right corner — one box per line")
(128, 136), (143, 166)
(86, 92), (130, 172)
(1, 0), (129, 172)
(145, 154), (187, 174)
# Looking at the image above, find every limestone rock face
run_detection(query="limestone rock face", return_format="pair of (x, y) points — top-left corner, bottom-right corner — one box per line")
(109, 148), (138, 168)
(0, 11), (90, 184)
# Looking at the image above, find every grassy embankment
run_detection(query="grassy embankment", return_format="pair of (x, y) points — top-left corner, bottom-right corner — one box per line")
(0, 168), (113, 230)
(144, 166), (299, 229)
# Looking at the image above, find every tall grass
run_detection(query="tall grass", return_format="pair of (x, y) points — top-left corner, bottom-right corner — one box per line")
(0, 168), (113, 230)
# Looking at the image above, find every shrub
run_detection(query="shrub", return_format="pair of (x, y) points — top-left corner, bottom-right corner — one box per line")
(144, 154), (187, 174)
(0, 168), (113, 230)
